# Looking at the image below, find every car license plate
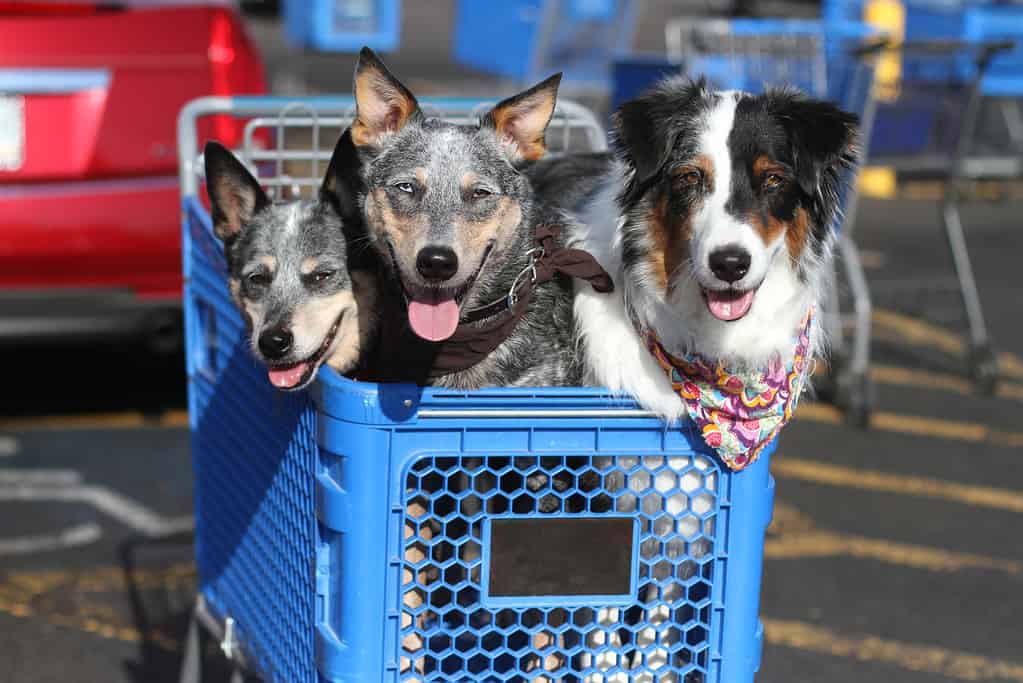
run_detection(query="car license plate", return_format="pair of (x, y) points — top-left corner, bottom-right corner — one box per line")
(0, 95), (25, 171)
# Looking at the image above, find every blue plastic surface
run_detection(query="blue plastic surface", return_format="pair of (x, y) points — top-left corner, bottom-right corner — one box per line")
(964, 6), (1023, 97)
(610, 54), (681, 111)
(452, 0), (639, 89)
(185, 186), (777, 681)
(284, 0), (401, 52)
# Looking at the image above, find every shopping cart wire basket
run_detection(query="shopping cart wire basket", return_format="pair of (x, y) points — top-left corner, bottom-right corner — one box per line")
(178, 95), (777, 683)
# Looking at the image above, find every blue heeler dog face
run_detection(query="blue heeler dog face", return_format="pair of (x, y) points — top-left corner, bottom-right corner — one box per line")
(204, 135), (377, 390)
(350, 47), (561, 342)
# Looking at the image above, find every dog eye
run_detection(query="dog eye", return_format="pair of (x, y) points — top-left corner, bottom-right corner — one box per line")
(471, 187), (493, 199)
(764, 173), (786, 190)
(678, 170), (702, 187)
(311, 269), (336, 283)
(247, 271), (271, 287)
(394, 182), (415, 194)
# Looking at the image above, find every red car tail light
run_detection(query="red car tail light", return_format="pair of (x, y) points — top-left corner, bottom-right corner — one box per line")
(200, 8), (267, 151)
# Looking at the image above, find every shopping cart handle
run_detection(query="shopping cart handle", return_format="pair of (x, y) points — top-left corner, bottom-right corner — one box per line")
(851, 37), (889, 57)
(889, 38), (1015, 56)
(981, 39), (1016, 57)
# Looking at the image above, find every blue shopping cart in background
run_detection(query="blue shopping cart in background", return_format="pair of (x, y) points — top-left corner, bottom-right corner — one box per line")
(453, 0), (640, 91)
(856, 36), (1018, 394)
(284, 0), (401, 52)
(176, 95), (779, 683)
(797, 0), (1022, 392)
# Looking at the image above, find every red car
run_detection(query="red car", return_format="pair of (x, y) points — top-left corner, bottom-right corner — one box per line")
(0, 1), (265, 350)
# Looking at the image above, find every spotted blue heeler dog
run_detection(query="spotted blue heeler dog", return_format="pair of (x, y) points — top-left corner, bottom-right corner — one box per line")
(346, 48), (607, 389)
(204, 132), (378, 390)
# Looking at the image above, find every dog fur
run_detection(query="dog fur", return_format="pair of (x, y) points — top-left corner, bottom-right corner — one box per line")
(346, 48), (583, 389)
(204, 134), (377, 390)
(570, 79), (859, 419)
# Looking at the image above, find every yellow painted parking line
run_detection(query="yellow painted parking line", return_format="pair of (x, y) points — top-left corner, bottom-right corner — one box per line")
(871, 364), (1023, 402)
(767, 501), (1023, 575)
(774, 458), (1023, 515)
(795, 402), (845, 424)
(763, 617), (1023, 682)
(870, 411), (989, 442)
(797, 401), (1023, 448)
(874, 308), (972, 357)
(1000, 353), (1023, 383)
(873, 308), (1023, 381)
(0, 563), (193, 651)
(0, 410), (189, 432)
(768, 500), (818, 535)
(767, 531), (1023, 575)
(744, 399), (1018, 448)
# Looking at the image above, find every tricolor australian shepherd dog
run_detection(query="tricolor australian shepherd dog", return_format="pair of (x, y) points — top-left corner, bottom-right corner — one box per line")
(571, 79), (859, 420)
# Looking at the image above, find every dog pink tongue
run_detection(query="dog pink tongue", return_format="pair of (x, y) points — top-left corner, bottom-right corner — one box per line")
(267, 362), (310, 389)
(407, 294), (460, 341)
(408, 293), (460, 342)
(705, 290), (755, 321)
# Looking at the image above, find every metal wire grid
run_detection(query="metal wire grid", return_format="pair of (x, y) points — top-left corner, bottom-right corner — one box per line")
(665, 19), (828, 98)
(177, 96), (608, 202)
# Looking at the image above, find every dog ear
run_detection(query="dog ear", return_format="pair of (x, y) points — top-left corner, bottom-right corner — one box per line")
(352, 47), (420, 149)
(482, 73), (561, 163)
(612, 77), (710, 196)
(320, 128), (364, 221)
(769, 89), (859, 201)
(204, 141), (269, 242)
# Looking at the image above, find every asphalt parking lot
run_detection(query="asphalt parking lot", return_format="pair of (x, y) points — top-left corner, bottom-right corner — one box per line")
(3, 3), (1023, 682)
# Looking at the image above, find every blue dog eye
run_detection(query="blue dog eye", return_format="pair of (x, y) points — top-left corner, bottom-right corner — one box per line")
(395, 182), (415, 194)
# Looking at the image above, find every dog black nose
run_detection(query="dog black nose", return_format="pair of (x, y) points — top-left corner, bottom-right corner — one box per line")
(709, 246), (751, 283)
(258, 327), (293, 360)
(416, 245), (459, 282)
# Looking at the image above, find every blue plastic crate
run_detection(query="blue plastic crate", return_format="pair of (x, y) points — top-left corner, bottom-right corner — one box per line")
(184, 171), (776, 681)
(284, 0), (400, 52)
(453, 0), (639, 90)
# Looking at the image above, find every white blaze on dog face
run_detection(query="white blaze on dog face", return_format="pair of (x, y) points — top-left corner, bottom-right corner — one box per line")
(686, 92), (785, 323)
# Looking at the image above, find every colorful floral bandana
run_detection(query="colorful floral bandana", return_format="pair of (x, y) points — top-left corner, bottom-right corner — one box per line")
(643, 310), (814, 471)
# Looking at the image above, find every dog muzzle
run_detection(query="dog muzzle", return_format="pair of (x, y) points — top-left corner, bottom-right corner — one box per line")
(642, 309), (814, 471)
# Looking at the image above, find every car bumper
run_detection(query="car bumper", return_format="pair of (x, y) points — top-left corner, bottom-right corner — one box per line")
(0, 175), (182, 298)
(0, 289), (182, 352)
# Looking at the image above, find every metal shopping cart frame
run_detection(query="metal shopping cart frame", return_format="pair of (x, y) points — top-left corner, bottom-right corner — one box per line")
(177, 95), (607, 201)
(664, 17), (882, 426)
(865, 38), (1016, 395)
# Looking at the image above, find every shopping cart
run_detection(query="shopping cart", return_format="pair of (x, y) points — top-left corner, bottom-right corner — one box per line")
(283, 0), (402, 53)
(864, 35), (1018, 394)
(665, 18), (881, 426)
(452, 0), (640, 91)
(177, 95), (779, 683)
